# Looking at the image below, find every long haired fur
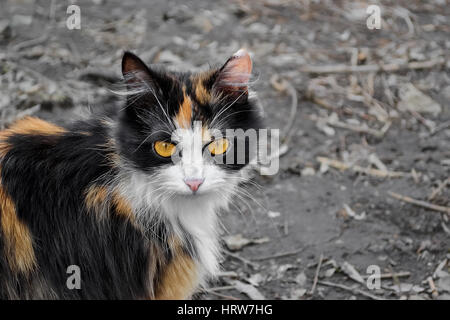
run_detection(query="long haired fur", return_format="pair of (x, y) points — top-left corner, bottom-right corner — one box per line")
(0, 50), (263, 299)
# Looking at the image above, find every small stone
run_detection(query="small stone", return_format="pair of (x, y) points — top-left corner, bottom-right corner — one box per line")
(301, 167), (316, 176)
(295, 272), (307, 286)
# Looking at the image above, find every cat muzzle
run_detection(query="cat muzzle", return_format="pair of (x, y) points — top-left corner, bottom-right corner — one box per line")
(183, 178), (204, 193)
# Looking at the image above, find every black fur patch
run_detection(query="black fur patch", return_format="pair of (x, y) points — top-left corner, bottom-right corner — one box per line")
(0, 51), (263, 299)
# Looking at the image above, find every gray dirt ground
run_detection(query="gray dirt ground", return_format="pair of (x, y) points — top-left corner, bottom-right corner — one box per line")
(0, 0), (449, 300)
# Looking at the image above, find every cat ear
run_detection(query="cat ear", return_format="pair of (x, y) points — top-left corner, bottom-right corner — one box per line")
(122, 51), (153, 85)
(214, 49), (252, 97)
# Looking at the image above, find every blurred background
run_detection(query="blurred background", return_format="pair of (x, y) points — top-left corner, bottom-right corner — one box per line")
(0, 0), (449, 300)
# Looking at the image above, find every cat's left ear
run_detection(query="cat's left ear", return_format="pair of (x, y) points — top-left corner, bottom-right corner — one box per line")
(214, 49), (252, 97)
(122, 51), (154, 85)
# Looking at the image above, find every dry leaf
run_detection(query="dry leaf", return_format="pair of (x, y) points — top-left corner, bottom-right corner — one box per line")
(295, 272), (307, 286)
(247, 273), (265, 287)
(397, 84), (441, 116)
(341, 261), (365, 284)
(223, 234), (269, 251)
(232, 280), (266, 300)
(268, 211), (281, 218)
(343, 204), (366, 220)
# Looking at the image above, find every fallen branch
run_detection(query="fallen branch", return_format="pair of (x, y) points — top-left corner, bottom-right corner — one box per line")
(300, 57), (446, 74)
(388, 191), (450, 215)
(217, 271), (238, 278)
(429, 120), (450, 136)
(224, 250), (260, 270)
(310, 96), (338, 112)
(309, 96), (379, 122)
(310, 113), (391, 138)
(361, 271), (411, 280)
(317, 156), (410, 178)
(327, 118), (391, 138)
(427, 277), (439, 299)
(318, 280), (385, 300)
(310, 253), (324, 295)
(206, 285), (236, 292)
(409, 110), (436, 132)
(11, 26), (50, 52)
(231, 280), (266, 300)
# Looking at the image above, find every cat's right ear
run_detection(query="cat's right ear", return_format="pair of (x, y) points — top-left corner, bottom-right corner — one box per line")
(212, 49), (252, 100)
(122, 52), (153, 86)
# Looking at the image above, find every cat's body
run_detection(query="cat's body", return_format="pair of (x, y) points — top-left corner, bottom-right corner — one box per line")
(0, 50), (262, 299)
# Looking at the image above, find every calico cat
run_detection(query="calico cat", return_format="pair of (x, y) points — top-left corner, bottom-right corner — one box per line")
(0, 49), (263, 299)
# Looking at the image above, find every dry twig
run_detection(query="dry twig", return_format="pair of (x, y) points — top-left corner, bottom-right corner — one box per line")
(317, 157), (410, 178)
(327, 118), (391, 138)
(224, 250), (260, 270)
(388, 191), (450, 215)
(427, 277), (439, 299)
(206, 285), (236, 292)
(310, 253), (324, 295)
(361, 271), (411, 280)
(318, 280), (385, 300)
(428, 178), (450, 201)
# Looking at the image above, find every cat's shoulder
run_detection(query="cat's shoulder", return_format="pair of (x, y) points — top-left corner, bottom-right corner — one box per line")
(0, 116), (66, 157)
(0, 116), (115, 167)
(0, 116), (66, 139)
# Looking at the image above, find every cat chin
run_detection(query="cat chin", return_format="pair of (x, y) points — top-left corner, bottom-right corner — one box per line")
(167, 191), (230, 212)
(116, 167), (240, 283)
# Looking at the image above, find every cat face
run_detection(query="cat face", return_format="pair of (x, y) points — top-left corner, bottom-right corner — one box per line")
(116, 50), (262, 207)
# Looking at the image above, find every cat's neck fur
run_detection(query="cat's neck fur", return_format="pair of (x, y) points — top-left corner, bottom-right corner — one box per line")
(115, 169), (228, 285)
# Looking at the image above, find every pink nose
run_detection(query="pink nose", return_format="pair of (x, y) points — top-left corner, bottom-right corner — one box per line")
(184, 178), (204, 193)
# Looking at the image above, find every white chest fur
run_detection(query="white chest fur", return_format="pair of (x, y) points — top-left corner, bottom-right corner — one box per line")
(117, 171), (229, 287)
(161, 198), (222, 285)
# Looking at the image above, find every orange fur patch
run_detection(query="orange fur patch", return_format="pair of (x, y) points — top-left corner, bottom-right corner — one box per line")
(85, 185), (135, 221)
(2, 116), (66, 136)
(85, 185), (108, 212)
(0, 184), (36, 274)
(0, 140), (10, 158)
(155, 239), (198, 300)
(195, 82), (211, 105)
(0, 117), (66, 157)
(176, 90), (192, 129)
(193, 73), (213, 105)
(111, 190), (135, 221)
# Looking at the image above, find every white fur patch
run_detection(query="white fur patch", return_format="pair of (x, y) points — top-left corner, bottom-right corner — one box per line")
(117, 169), (238, 287)
(115, 123), (244, 288)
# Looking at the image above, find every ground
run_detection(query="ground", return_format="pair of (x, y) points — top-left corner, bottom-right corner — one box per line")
(0, 0), (449, 300)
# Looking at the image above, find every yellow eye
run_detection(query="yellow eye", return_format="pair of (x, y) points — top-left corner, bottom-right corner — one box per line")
(208, 138), (229, 155)
(154, 141), (176, 157)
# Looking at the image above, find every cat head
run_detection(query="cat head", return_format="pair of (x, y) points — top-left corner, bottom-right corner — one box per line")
(116, 49), (263, 213)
